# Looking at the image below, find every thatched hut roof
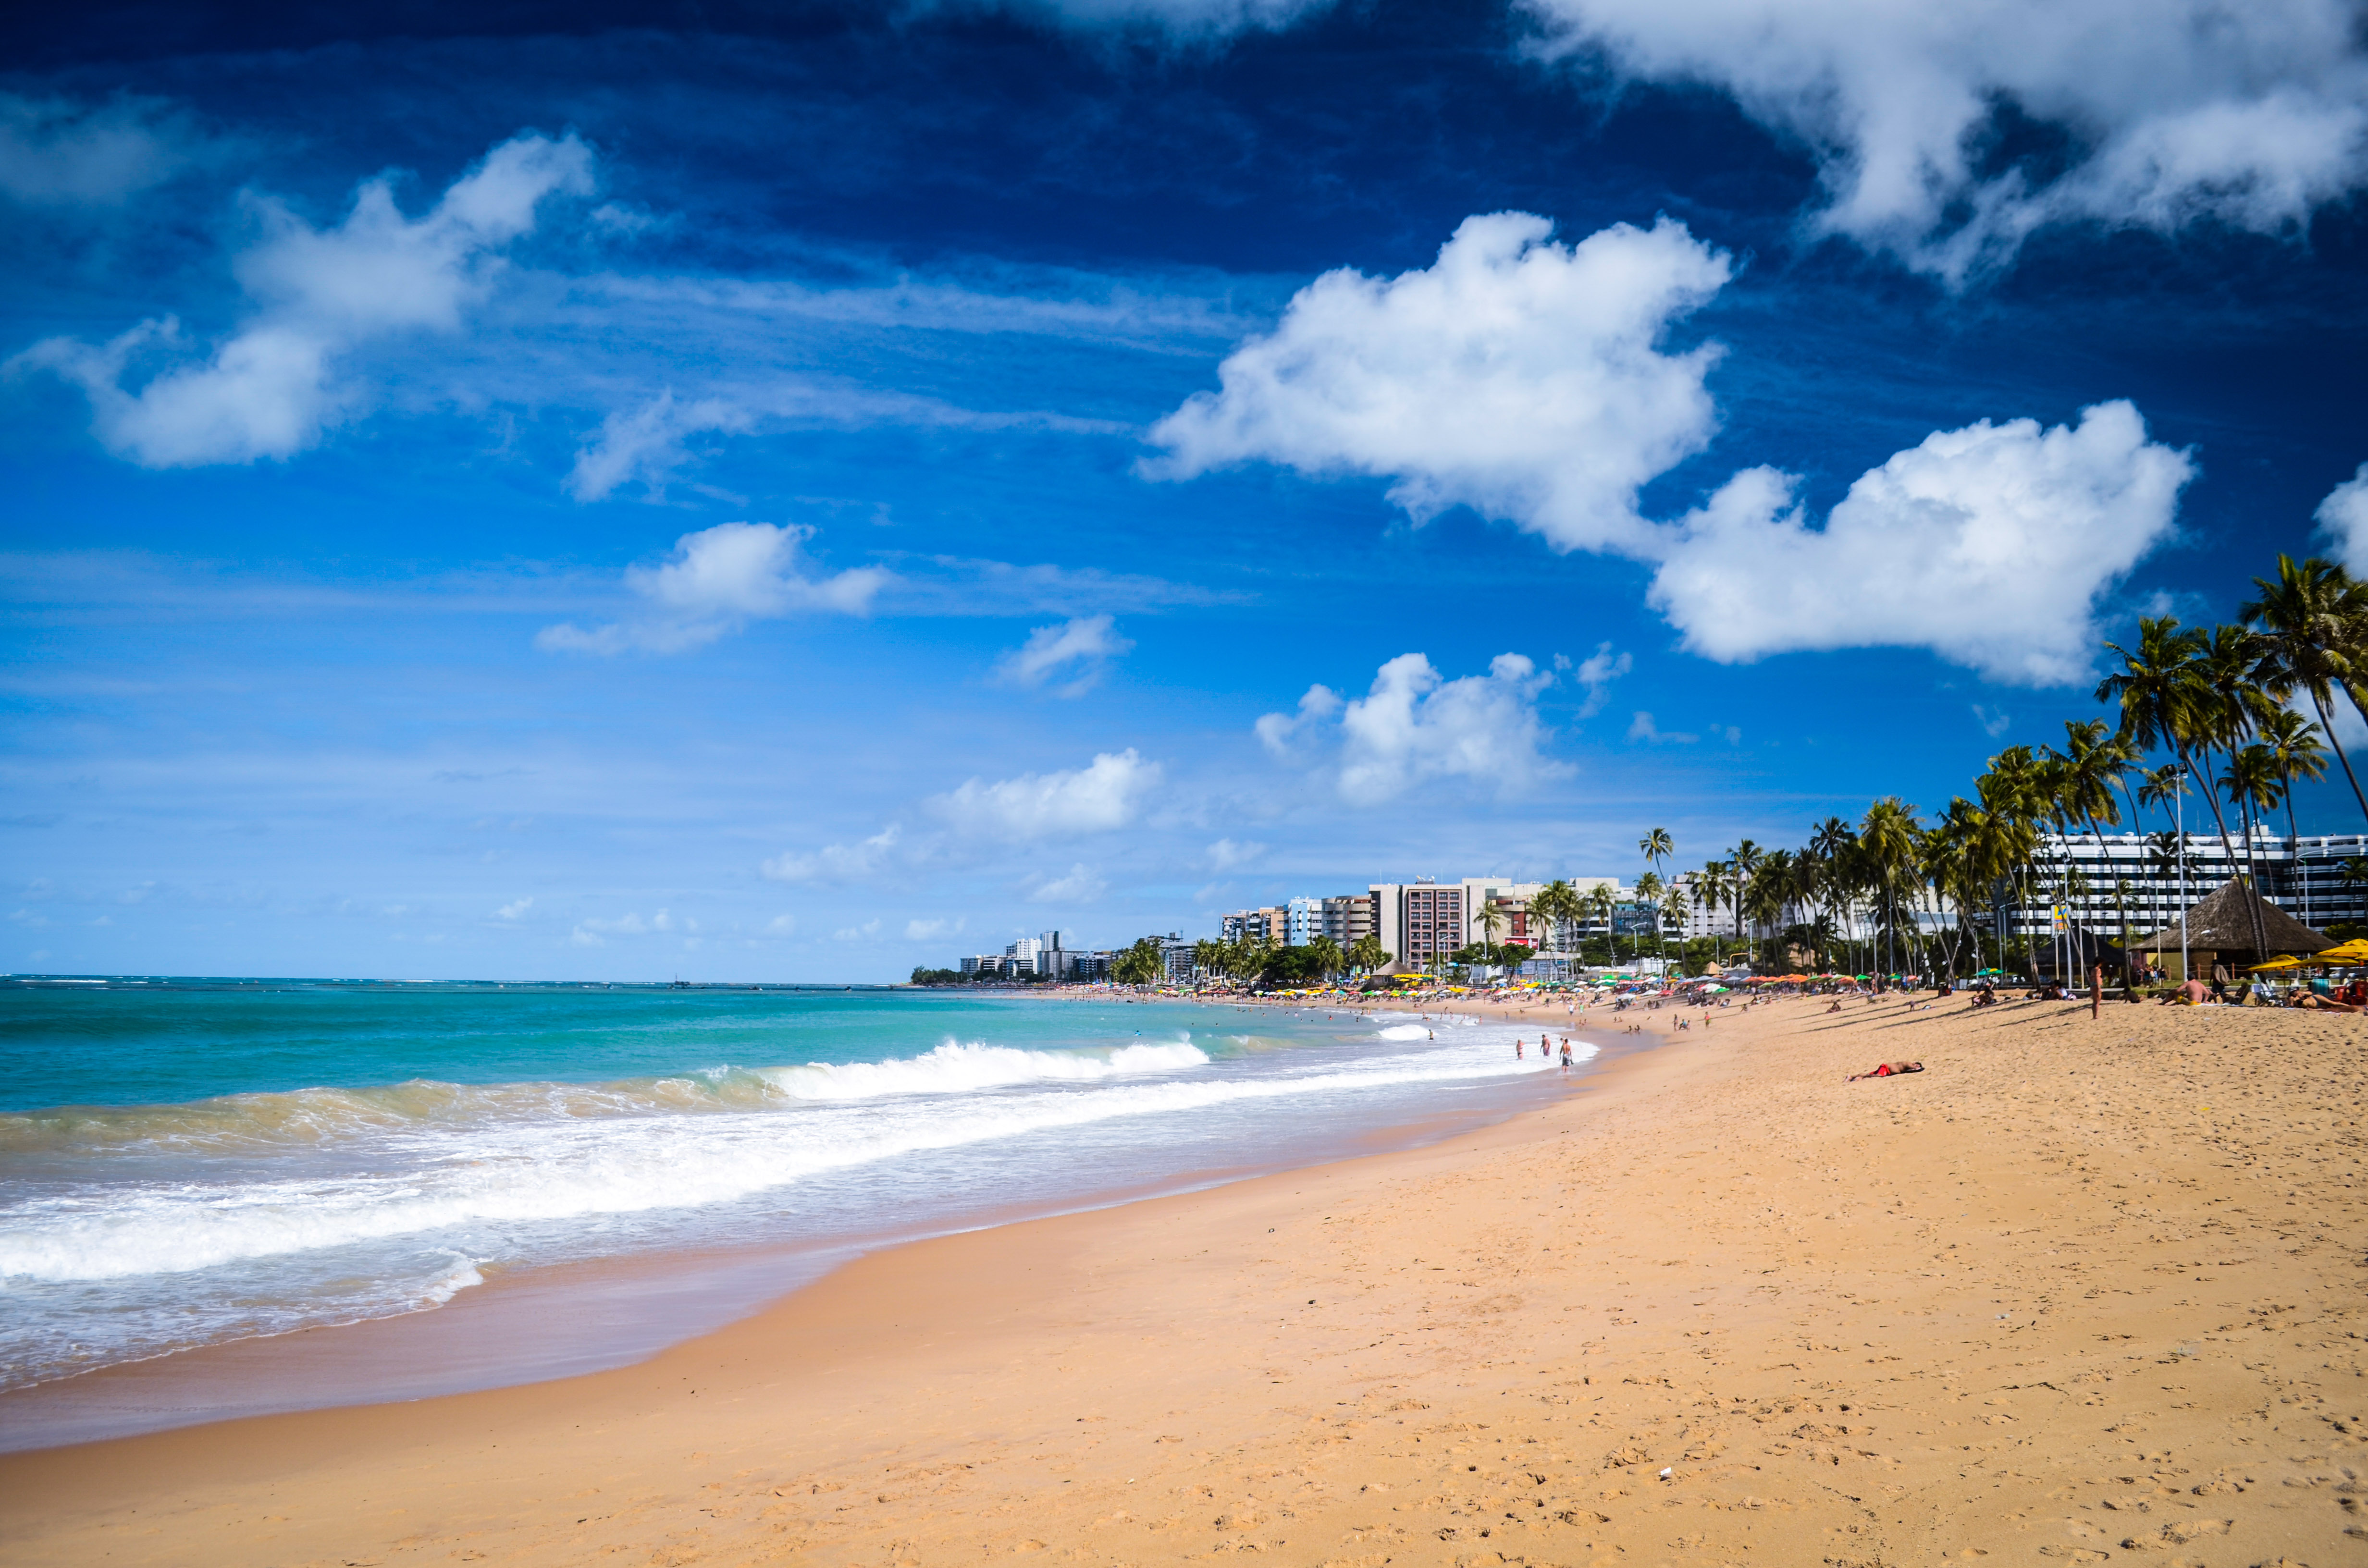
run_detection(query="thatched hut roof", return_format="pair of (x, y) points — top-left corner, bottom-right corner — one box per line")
(2136, 878), (2331, 957)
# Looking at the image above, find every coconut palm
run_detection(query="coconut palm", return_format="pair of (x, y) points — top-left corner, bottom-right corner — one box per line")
(1347, 933), (1390, 976)
(2056, 718), (2139, 943)
(1529, 879), (1580, 965)
(1659, 886), (1692, 968)
(2098, 617), (2268, 959)
(1689, 863), (1730, 967)
(1585, 882), (1617, 965)
(1727, 839), (1764, 963)
(2257, 708), (2331, 923)
(1639, 827), (1674, 885)
(1859, 798), (1922, 979)
(2241, 554), (2368, 824)
(1634, 870), (1665, 968)
(1307, 935), (1344, 981)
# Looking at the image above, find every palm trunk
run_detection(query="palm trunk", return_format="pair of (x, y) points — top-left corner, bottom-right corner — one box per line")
(2185, 743), (2270, 960)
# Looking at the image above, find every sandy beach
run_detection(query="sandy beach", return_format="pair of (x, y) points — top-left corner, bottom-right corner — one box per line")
(4, 990), (2362, 1567)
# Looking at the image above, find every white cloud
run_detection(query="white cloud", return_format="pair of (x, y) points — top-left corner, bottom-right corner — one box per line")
(1031, 863), (1108, 903)
(0, 92), (198, 206)
(1253, 684), (1344, 758)
(1264, 653), (1565, 805)
(1144, 213), (1730, 557)
(567, 390), (756, 501)
(762, 914), (799, 936)
(834, 919), (883, 941)
(1627, 710), (1696, 744)
(496, 896), (532, 919)
(570, 908), (674, 945)
(1645, 401), (2194, 686)
(12, 131), (592, 466)
(1972, 704), (2011, 738)
(1572, 642), (1632, 718)
(930, 749), (1160, 839)
(2313, 462), (2368, 576)
(989, 613), (1135, 695)
(761, 824), (902, 884)
(1527, 0), (2368, 280)
(538, 522), (891, 654)
(1206, 837), (1265, 870)
(904, 916), (965, 940)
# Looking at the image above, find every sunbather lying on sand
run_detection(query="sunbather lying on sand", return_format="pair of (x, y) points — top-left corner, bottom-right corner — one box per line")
(1847, 1061), (1924, 1081)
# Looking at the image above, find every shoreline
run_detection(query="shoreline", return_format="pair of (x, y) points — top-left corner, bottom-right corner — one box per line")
(0, 994), (1609, 1453)
(7, 990), (2356, 1567)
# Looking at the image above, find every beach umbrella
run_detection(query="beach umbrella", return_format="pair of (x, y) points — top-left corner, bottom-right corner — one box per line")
(2247, 955), (2303, 972)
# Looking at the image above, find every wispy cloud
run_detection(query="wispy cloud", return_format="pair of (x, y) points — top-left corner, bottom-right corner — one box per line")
(12, 131), (592, 466)
(762, 824), (903, 884)
(990, 613), (1134, 695)
(1627, 710), (1695, 745)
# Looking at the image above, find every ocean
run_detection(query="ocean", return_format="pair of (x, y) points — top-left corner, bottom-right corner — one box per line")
(0, 978), (1594, 1446)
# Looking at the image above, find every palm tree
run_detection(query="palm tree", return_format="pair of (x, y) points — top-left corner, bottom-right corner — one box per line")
(1529, 879), (1580, 969)
(1307, 934), (1344, 981)
(1474, 900), (1508, 976)
(1659, 886), (1691, 970)
(1347, 933), (1390, 976)
(2220, 743), (2284, 923)
(2097, 616), (2267, 960)
(1859, 798), (1922, 980)
(1634, 870), (1665, 970)
(2257, 709), (2331, 924)
(2056, 718), (2139, 945)
(2241, 554), (2368, 824)
(1689, 863), (1729, 968)
(1639, 827), (1674, 885)
(1585, 883), (1618, 966)
(1727, 839), (1764, 964)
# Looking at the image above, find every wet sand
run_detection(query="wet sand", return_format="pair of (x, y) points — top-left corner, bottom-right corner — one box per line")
(3, 991), (2361, 1566)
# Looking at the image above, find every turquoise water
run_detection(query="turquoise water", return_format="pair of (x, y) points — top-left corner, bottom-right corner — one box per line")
(0, 978), (1590, 1438)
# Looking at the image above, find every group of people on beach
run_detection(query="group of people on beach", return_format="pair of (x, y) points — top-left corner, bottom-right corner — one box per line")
(1515, 1035), (1576, 1070)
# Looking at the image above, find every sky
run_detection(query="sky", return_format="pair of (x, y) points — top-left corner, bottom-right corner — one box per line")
(6, 0), (2368, 980)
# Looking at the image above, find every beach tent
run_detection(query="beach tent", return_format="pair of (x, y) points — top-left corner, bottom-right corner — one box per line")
(2135, 878), (2331, 972)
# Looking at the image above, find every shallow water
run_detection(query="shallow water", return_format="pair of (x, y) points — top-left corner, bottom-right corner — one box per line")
(0, 979), (1596, 1426)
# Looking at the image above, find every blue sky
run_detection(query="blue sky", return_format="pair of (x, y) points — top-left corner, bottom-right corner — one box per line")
(7, 0), (2368, 979)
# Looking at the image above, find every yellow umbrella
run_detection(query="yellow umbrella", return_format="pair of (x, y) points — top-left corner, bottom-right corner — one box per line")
(2248, 956), (2303, 972)
(2313, 940), (2368, 962)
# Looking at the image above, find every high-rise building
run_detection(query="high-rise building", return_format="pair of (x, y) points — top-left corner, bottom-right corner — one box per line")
(1319, 893), (1375, 945)
(1370, 879), (1471, 968)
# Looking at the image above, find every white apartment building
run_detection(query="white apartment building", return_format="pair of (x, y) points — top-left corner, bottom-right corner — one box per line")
(2013, 829), (2368, 939)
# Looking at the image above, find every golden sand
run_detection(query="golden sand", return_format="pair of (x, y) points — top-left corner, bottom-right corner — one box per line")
(3, 992), (2362, 1567)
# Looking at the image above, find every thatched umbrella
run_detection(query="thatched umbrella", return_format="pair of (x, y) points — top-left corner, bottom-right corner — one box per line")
(2138, 877), (2331, 973)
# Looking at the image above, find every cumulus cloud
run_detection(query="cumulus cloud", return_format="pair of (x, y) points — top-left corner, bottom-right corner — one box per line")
(762, 824), (902, 884)
(1253, 683), (1344, 758)
(1264, 653), (1566, 806)
(496, 896), (533, 919)
(11, 131), (592, 466)
(990, 613), (1135, 695)
(834, 919), (883, 941)
(1157, 214), (2197, 686)
(1527, 0), (2368, 279)
(904, 916), (964, 940)
(1144, 213), (1730, 557)
(0, 92), (200, 206)
(1645, 401), (2195, 685)
(2314, 462), (2368, 576)
(930, 749), (1160, 839)
(539, 522), (891, 654)
(1031, 863), (1108, 902)
(1571, 642), (1632, 717)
